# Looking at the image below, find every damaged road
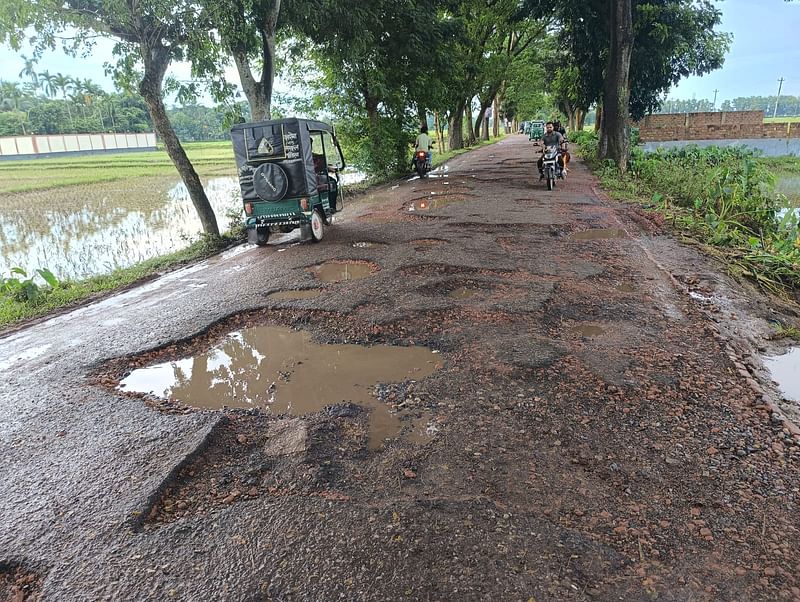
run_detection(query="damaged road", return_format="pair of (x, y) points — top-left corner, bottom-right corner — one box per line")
(2, 135), (800, 601)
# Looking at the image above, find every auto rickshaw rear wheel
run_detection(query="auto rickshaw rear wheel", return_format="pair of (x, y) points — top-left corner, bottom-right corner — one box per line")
(310, 209), (325, 242)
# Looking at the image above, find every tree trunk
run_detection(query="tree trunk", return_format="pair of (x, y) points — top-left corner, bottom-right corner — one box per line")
(448, 103), (465, 150)
(232, 0), (281, 121)
(417, 105), (427, 130)
(595, 105), (602, 133)
(465, 99), (476, 146)
(481, 113), (489, 141)
(139, 42), (219, 236)
(599, 0), (633, 173)
(492, 97), (499, 138)
(434, 111), (443, 152)
(576, 109), (586, 132)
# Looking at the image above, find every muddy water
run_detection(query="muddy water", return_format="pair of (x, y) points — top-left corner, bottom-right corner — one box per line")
(447, 286), (481, 299)
(118, 325), (440, 447)
(267, 289), (324, 301)
(572, 325), (606, 337)
(0, 177), (241, 281)
(764, 347), (800, 402)
(408, 196), (466, 211)
(309, 261), (375, 282)
(617, 283), (636, 293)
(569, 229), (627, 240)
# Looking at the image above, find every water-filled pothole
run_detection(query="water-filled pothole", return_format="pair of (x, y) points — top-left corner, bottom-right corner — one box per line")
(352, 241), (387, 249)
(267, 289), (323, 301)
(569, 229), (627, 240)
(764, 347), (800, 402)
(572, 325), (606, 337)
(448, 286), (481, 299)
(118, 325), (440, 448)
(308, 261), (377, 282)
(616, 283), (636, 293)
(406, 194), (471, 212)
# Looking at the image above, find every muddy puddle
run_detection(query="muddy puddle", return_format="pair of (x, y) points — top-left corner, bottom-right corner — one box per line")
(569, 228), (627, 240)
(764, 347), (800, 402)
(407, 195), (469, 212)
(572, 324), (606, 337)
(447, 286), (481, 299)
(616, 283), (636, 293)
(267, 289), (323, 301)
(118, 325), (440, 447)
(308, 261), (376, 282)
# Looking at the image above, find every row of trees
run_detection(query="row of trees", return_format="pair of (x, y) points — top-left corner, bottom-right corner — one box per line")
(658, 95), (800, 116)
(0, 79), (240, 141)
(0, 0), (732, 236)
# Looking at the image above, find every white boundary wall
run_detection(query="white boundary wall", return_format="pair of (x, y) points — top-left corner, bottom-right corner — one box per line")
(0, 132), (157, 157)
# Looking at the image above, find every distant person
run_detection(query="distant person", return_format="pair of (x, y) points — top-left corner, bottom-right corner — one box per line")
(415, 125), (433, 164)
(537, 121), (565, 179)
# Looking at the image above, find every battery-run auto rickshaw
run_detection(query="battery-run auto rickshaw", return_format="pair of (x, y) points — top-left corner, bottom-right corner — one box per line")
(231, 118), (346, 246)
(529, 120), (545, 143)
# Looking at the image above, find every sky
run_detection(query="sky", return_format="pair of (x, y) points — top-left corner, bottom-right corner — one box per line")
(0, 0), (798, 106)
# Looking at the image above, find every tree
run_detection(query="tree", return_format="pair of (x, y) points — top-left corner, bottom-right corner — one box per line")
(599, 0), (633, 170)
(194, 0), (282, 121)
(0, 0), (221, 236)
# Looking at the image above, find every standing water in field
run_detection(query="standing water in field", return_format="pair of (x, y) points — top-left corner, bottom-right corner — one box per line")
(0, 177), (241, 281)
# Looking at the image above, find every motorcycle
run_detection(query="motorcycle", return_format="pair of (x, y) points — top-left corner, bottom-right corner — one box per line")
(412, 149), (432, 178)
(541, 144), (565, 191)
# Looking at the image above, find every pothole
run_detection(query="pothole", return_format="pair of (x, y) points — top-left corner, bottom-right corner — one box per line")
(351, 241), (387, 249)
(448, 286), (481, 299)
(409, 238), (448, 250)
(0, 564), (42, 602)
(616, 283), (636, 293)
(118, 325), (441, 448)
(571, 324), (606, 337)
(764, 347), (800, 403)
(405, 194), (471, 212)
(568, 229), (628, 240)
(308, 260), (377, 282)
(267, 289), (324, 301)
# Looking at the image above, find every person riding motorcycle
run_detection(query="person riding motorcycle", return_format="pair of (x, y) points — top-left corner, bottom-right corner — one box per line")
(414, 125), (433, 166)
(537, 121), (566, 180)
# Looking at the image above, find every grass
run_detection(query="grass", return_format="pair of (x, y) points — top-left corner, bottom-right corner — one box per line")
(0, 232), (243, 328)
(764, 116), (800, 124)
(0, 141), (236, 194)
(573, 134), (800, 299)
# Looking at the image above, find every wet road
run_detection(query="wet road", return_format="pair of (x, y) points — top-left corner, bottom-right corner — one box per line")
(2, 135), (800, 601)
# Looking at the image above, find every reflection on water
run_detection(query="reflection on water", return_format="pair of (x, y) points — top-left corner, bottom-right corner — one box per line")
(118, 325), (440, 448)
(0, 177), (241, 281)
(764, 347), (800, 402)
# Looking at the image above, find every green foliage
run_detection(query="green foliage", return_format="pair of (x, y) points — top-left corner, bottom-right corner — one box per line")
(0, 267), (60, 302)
(596, 145), (800, 295)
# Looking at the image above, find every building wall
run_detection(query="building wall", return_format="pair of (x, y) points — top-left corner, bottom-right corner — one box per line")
(635, 112), (800, 142)
(0, 132), (157, 158)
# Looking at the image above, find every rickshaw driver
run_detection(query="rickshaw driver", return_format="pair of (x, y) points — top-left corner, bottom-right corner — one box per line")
(537, 121), (565, 180)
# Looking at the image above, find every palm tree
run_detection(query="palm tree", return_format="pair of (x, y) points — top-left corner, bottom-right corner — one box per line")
(53, 73), (75, 127)
(18, 55), (38, 89)
(0, 81), (28, 134)
(37, 70), (57, 99)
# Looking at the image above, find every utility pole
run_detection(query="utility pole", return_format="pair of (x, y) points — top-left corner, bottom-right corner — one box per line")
(773, 77), (785, 118)
(712, 89), (718, 111)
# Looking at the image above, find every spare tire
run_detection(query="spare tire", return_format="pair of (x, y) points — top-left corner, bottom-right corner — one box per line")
(253, 163), (289, 201)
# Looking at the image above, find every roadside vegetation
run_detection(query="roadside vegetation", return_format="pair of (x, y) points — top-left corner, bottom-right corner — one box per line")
(0, 232), (243, 328)
(573, 131), (800, 297)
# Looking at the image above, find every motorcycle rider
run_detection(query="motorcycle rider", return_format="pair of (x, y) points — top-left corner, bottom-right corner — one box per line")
(537, 121), (565, 180)
(414, 125), (433, 168)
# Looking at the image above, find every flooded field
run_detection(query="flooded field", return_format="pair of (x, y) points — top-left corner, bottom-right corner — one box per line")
(0, 176), (241, 281)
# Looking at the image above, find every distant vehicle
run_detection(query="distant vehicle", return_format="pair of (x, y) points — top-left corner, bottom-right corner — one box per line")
(529, 120), (545, 143)
(231, 118), (346, 246)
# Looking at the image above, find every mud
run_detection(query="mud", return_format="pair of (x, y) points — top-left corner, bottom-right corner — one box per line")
(307, 260), (377, 282)
(266, 289), (324, 301)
